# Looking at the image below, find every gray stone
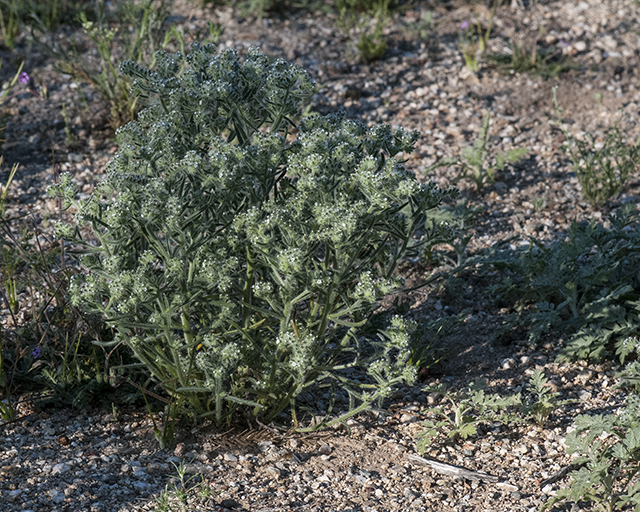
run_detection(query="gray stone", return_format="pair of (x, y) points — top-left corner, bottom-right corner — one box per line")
(318, 444), (332, 455)
(496, 482), (519, 492)
(51, 463), (71, 476)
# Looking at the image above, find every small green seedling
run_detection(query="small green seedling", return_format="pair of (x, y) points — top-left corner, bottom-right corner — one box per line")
(457, 109), (527, 191)
(156, 458), (216, 512)
(416, 380), (520, 452)
(521, 369), (572, 428)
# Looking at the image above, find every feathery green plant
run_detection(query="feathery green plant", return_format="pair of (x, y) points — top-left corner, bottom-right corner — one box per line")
(484, 203), (640, 361)
(416, 380), (520, 451)
(543, 337), (640, 512)
(520, 369), (573, 427)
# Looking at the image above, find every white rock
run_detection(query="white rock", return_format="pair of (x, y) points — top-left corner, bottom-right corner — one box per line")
(578, 390), (592, 401)
(51, 463), (71, 476)
(400, 413), (418, 423)
(496, 482), (519, 492)
(576, 370), (594, 385)
(574, 41), (587, 52)
(502, 358), (515, 369)
(49, 490), (65, 504)
(318, 444), (332, 455)
(265, 466), (281, 479)
(133, 468), (147, 478)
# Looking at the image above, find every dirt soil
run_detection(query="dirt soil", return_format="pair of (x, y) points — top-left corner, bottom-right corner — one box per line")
(1, 0), (640, 511)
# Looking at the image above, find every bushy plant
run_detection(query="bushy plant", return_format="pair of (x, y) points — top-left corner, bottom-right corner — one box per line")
(553, 88), (640, 207)
(543, 337), (640, 512)
(51, 43), (455, 428)
(485, 204), (640, 361)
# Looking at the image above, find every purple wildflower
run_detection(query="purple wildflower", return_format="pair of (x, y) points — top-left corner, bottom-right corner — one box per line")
(461, 20), (469, 31)
(32, 347), (41, 359)
(18, 72), (29, 85)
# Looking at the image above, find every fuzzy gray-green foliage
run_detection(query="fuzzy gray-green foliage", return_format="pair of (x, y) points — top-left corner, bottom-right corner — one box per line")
(51, 44), (455, 426)
(485, 204), (640, 361)
(543, 337), (640, 512)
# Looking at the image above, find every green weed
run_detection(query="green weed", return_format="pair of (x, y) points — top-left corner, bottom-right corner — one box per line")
(33, 0), (175, 129)
(0, 0), (92, 49)
(336, 0), (394, 63)
(484, 203), (640, 361)
(455, 109), (528, 191)
(521, 369), (573, 428)
(487, 42), (580, 79)
(416, 380), (521, 451)
(156, 459), (216, 512)
(543, 337), (640, 512)
(553, 87), (640, 207)
(458, 0), (502, 72)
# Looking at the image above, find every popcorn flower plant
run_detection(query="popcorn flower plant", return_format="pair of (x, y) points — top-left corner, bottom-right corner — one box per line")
(51, 44), (456, 427)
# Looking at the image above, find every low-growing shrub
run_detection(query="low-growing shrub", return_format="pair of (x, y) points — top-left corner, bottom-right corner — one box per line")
(485, 203), (640, 361)
(553, 88), (640, 207)
(543, 336), (640, 512)
(52, 43), (456, 428)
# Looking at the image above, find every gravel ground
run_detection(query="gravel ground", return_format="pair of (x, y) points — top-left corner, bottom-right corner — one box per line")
(1, 0), (640, 510)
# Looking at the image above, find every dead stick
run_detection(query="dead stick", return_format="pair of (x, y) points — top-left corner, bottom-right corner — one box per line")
(407, 453), (499, 483)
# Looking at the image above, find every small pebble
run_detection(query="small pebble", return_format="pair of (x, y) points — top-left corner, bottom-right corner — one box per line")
(265, 466), (281, 479)
(496, 482), (519, 492)
(318, 444), (332, 455)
